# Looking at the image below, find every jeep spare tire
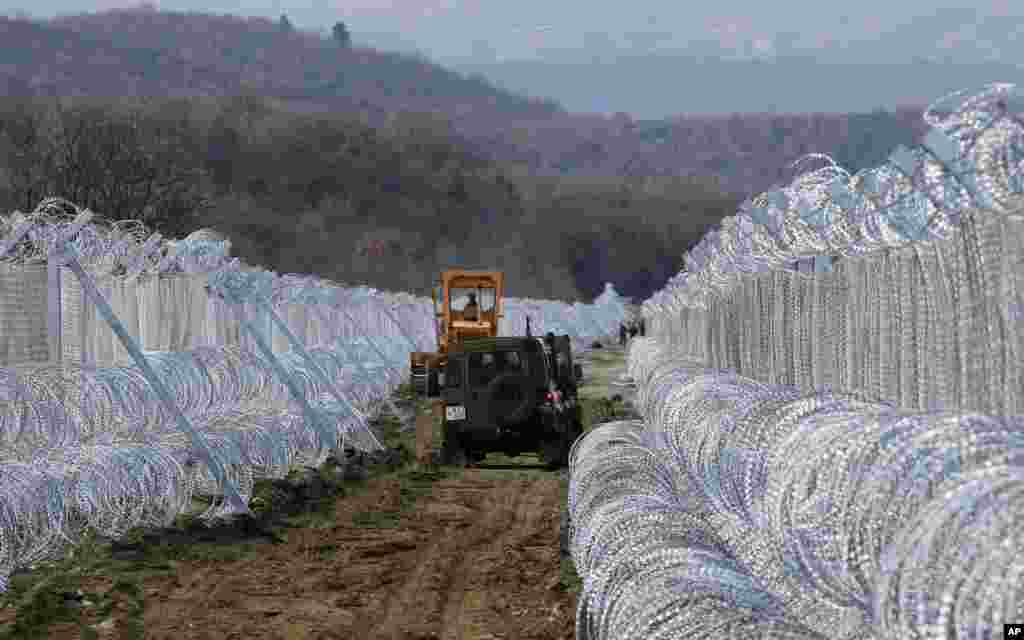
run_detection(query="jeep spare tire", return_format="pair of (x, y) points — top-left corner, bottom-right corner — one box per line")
(486, 373), (536, 425)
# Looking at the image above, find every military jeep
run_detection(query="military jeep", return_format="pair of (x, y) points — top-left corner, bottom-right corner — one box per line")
(435, 334), (584, 468)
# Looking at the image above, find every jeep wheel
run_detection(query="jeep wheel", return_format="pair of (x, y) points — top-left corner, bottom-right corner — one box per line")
(539, 436), (570, 469)
(441, 435), (468, 466)
(441, 422), (468, 466)
(540, 414), (583, 469)
(486, 373), (537, 426)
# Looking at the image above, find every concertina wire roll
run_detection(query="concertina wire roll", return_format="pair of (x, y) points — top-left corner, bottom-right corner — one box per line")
(0, 199), (629, 592)
(567, 338), (1024, 640)
(566, 83), (1024, 639)
(644, 82), (1024, 415)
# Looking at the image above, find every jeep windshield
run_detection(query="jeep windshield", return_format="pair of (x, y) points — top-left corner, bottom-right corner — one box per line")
(468, 351), (525, 388)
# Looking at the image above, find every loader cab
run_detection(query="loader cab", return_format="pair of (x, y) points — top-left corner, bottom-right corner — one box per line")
(432, 270), (504, 355)
(412, 269), (504, 398)
(445, 286), (497, 327)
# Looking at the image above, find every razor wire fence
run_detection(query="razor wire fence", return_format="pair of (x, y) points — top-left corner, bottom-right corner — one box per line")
(0, 197), (628, 592)
(566, 339), (1023, 639)
(643, 82), (1024, 416)
(565, 82), (1024, 639)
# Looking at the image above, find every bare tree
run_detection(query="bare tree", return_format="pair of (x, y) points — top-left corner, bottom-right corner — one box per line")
(0, 98), (58, 212)
(39, 99), (209, 236)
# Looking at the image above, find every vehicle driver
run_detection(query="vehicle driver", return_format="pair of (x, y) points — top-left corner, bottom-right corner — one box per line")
(464, 292), (480, 321)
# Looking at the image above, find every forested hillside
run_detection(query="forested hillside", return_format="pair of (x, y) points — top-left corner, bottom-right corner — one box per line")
(5, 9), (930, 194)
(0, 8), (934, 301)
(0, 94), (736, 301)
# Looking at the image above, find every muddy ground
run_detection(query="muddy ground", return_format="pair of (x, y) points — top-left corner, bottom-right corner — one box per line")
(0, 340), (639, 640)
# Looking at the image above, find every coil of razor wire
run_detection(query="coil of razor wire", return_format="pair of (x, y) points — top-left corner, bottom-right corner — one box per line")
(643, 83), (1024, 317)
(0, 193), (629, 593)
(0, 343), (395, 587)
(566, 337), (1024, 639)
(567, 420), (833, 640)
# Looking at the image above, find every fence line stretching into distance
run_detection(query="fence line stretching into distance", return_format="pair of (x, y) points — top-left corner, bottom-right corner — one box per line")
(0, 197), (627, 591)
(5, 81), (1020, 638)
(565, 83), (1024, 640)
(642, 82), (1024, 415)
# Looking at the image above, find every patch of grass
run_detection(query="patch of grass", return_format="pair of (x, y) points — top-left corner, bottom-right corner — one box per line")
(364, 393), (433, 467)
(173, 542), (250, 564)
(249, 480), (299, 520)
(469, 452), (554, 480)
(264, 456), (392, 528)
(580, 395), (636, 430)
(370, 410), (407, 451)
(351, 511), (401, 529)
(110, 578), (146, 639)
(282, 489), (346, 529)
(0, 383), (426, 639)
(480, 451), (539, 467)
(396, 468), (448, 512)
(394, 382), (417, 401)
(585, 348), (623, 362)
(556, 468), (583, 595)
(0, 466), (357, 638)
(0, 569), (82, 639)
(351, 467), (450, 528)
(559, 556), (583, 594)
(284, 508), (335, 530)
(107, 525), (261, 566)
(0, 530), (152, 640)
(316, 542), (340, 560)
(471, 467), (547, 481)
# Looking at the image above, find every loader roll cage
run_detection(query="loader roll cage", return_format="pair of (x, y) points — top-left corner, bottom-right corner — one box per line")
(410, 270), (504, 397)
(432, 271), (503, 354)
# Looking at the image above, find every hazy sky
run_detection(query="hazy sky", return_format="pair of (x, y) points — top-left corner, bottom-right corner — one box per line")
(11, 1), (1024, 64)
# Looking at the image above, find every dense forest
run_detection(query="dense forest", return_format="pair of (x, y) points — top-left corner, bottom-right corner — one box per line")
(0, 94), (736, 301)
(0, 9), (936, 301)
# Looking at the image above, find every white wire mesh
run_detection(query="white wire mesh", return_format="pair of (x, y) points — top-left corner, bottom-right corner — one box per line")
(0, 263), (48, 365)
(567, 338), (1024, 639)
(571, 84), (1024, 640)
(0, 197), (628, 593)
(642, 83), (1024, 415)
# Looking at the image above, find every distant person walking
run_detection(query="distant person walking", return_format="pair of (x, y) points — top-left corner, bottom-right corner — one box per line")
(639, 318), (646, 337)
(619, 323), (627, 346)
(628, 322), (638, 341)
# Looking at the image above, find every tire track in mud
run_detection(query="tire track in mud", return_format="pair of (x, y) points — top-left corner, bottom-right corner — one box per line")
(24, 344), (634, 640)
(439, 475), (561, 640)
(364, 474), (562, 640)
(128, 467), (572, 640)
(141, 477), (408, 640)
(357, 480), (492, 638)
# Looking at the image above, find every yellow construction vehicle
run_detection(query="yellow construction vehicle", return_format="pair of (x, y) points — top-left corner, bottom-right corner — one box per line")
(410, 269), (586, 468)
(409, 269), (504, 396)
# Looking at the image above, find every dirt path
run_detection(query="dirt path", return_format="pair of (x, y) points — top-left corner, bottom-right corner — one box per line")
(1, 464), (574, 640)
(360, 471), (570, 640)
(104, 467), (574, 640)
(0, 342), (635, 640)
